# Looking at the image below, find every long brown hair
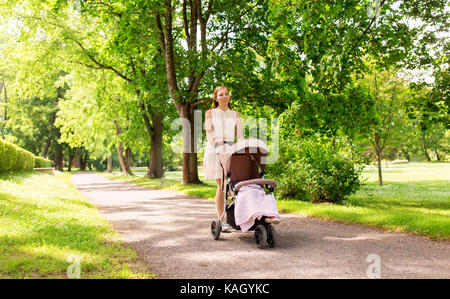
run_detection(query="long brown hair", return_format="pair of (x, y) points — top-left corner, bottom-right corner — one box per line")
(210, 86), (232, 110)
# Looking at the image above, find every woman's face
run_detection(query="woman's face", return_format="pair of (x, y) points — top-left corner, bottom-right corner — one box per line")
(216, 88), (230, 107)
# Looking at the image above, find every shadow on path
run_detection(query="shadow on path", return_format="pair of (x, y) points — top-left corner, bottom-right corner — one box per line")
(72, 173), (450, 279)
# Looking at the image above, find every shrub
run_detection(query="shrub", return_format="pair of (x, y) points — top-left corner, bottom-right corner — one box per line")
(271, 138), (363, 203)
(35, 156), (53, 168)
(301, 145), (363, 203)
(274, 161), (310, 201)
(0, 139), (35, 172)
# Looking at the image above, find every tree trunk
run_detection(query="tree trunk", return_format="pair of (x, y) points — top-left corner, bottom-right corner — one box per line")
(135, 89), (164, 179)
(116, 143), (133, 176)
(418, 132), (432, 161)
(125, 147), (132, 168)
(424, 150), (431, 161)
(116, 145), (127, 175)
(114, 120), (133, 176)
(147, 112), (164, 178)
(179, 103), (201, 185)
(421, 141), (432, 161)
(374, 131), (383, 186)
(80, 152), (88, 171)
(80, 155), (85, 171)
(54, 148), (64, 171)
(67, 149), (75, 172)
(402, 146), (410, 162)
(106, 155), (113, 173)
(376, 151), (383, 186)
(435, 150), (440, 161)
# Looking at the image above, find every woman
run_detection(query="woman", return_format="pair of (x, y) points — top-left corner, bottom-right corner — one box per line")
(204, 86), (244, 230)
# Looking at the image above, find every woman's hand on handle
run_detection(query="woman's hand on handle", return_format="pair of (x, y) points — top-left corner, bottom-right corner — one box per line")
(214, 139), (224, 148)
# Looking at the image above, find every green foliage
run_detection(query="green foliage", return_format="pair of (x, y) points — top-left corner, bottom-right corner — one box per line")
(0, 138), (35, 172)
(34, 156), (52, 168)
(299, 140), (364, 203)
(273, 161), (309, 201)
(279, 84), (376, 139)
(56, 70), (136, 159)
(266, 0), (449, 160)
(269, 137), (363, 203)
(3, 95), (59, 156)
(1, 0), (448, 176)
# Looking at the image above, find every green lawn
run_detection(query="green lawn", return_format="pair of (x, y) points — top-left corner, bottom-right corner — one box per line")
(105, 162), (450, 241)
(0, 171), (155, 278)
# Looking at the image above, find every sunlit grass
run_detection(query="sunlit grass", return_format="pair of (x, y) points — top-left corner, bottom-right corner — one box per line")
(104, 162), (450, 240)
(0, 171), (155, 279)
(361, 161), (450, 182)
(278, 162), (450, 240)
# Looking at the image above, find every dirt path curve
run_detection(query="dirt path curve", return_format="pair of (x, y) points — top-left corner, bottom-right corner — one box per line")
(71, 173), (449, 279)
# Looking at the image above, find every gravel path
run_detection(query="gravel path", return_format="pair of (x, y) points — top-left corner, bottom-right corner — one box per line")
(72, 173), (450, 279)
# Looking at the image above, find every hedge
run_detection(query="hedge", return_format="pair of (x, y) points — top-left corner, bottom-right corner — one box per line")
(0, 139), (35, 172)
(35, 156), (53, 168)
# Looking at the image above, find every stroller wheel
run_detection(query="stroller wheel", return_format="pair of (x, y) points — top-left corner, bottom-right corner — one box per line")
(211, 220), (221, 240)
(266, 224), (278, 248)
(254, 225), (267, 249)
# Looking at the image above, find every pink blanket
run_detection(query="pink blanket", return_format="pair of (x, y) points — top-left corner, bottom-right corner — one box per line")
(234, 184), (280, 232)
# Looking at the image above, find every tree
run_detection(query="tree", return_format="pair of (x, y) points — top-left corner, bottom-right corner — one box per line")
(56, 69), (141, 175)
(3, 0), (295, 183)
(0, 77), (7, 137)
(361, 69), (409, 185)
(266, 0), (448, 136)
(407, 78), (449, 161)
(0, 22), (71, 169)
(154, 0), (293, 184)
(74, 0), (171, 178)
(1, 0), (171, 177)
(0, 30), (10, 137)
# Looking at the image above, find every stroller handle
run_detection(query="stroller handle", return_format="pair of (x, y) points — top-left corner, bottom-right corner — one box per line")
(235, 179), (277, 192)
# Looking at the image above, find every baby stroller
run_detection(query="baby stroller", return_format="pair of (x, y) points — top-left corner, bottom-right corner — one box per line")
(210, 138), (280, 249)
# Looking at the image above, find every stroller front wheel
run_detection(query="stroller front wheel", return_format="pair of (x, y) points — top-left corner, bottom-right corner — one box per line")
(211, 220), (221, 240)
(254, 225), (267, 249)
(266, 224), (278, 248)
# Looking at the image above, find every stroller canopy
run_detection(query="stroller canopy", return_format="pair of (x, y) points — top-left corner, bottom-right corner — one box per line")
(217, 138), (269, 184)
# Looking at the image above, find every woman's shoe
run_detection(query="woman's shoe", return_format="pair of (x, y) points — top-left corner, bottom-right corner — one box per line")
(221, 223), (232, 232)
